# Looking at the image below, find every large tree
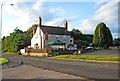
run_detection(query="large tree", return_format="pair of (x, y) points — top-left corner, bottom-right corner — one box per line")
(1, 25), (37, 53)
(93, 22), (113, 48)
(2, 28), (26, 53)
(69, 29), (93, 48)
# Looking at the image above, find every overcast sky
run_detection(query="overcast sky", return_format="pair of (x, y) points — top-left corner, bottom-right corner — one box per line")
(0, 0), (119, 38)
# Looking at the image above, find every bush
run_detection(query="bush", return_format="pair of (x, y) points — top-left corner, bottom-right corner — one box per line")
(0, 58), (9, 65)
(48, 52), (59, 57)
(75, 40), (90, 48)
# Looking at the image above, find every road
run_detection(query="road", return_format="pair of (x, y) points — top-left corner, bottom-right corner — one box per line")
(81, 49), (118, 56)
(2, 54), (119, 80)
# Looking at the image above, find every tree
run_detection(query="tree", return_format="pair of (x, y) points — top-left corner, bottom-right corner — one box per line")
(74, 40), (90, 48)
(69, 29), (93, 48)
(71, 29), (82, 34)
(1, 24), (37, 53)
(1, 28), (26, 53)
(24, 24), (38, 46)
(113, 38), (120, 46)
(93, 22), (113, 48)
(69, 29), (82, 40)
(106, 27), (113, 46)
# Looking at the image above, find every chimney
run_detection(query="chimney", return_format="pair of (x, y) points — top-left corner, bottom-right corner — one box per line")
(38, 17), (42, 28)
(33, 28), (36, 35)
(64, 21), (68, 31)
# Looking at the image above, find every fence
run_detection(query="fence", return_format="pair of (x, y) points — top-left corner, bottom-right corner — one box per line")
(21, 48), (75, 57)
(20, 48), (52, 57)
(25, 48), (52, 53)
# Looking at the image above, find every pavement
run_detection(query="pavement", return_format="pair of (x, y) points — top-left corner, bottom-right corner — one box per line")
(2, 64), (88, 80)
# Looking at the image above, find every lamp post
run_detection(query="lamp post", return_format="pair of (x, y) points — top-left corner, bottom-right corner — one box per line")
(0, 3), (13, 37)
(0, 4), (3, 54)
(0, 4), (3, 40)
(0, 3), (13, 53)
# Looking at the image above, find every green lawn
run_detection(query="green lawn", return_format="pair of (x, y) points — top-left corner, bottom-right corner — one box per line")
(3, 52), (17, 55)
(53, 55), (120, 61)
(2, 52), (20, 56)
(0, 58), (9, 65)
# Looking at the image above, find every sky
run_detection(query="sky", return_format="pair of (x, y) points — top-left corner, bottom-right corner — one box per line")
(0, 0), (119, 38)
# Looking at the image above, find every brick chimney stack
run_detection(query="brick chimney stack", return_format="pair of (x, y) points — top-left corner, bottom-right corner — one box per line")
(64, 21), (68, 31)
(38, 17), (42, 28)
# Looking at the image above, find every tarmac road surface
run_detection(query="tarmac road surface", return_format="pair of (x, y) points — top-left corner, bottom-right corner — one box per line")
(2, 54), (119, 81)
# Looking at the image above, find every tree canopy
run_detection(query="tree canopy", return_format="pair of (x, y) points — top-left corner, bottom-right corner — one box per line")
(69, 29), (93, 48)
(93, 22), (113, 48)
(1, 25), (37, 53)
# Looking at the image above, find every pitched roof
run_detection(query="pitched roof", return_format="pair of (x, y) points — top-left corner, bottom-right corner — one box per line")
(40, 25), (70, 35)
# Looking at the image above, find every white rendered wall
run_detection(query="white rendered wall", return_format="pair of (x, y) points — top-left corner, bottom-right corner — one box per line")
(41, 29), (45, 49)
(31, 27), (44, 49)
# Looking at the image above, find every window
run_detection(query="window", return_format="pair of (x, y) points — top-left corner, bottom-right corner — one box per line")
(70, 40), (72, 42)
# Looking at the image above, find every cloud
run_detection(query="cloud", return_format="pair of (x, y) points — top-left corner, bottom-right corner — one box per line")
(2, 0), (65, 37)
(2, 0), (118, 39)
(45, 15), (78, 26)
(45, 18), (65, 26)
(79, 19), (98, 34)
(79, 0), (118, 38)
(95, 0), (110, 7)
(2, 0), (79, 37)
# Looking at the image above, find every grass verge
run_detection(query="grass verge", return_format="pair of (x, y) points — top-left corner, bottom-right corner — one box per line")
(2, 52), (19, 55)
(52, 55), (120, 61)
(3, 52), (16, 55)
(0, 58), (9, 65)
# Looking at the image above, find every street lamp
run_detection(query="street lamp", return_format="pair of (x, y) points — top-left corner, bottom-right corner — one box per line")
(0, 3), (14, 37)
(0, 3), (14, 53)
(0, 4), (3, 40)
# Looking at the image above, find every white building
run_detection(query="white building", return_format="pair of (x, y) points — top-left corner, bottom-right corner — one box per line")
(31, 17), (77, 50)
